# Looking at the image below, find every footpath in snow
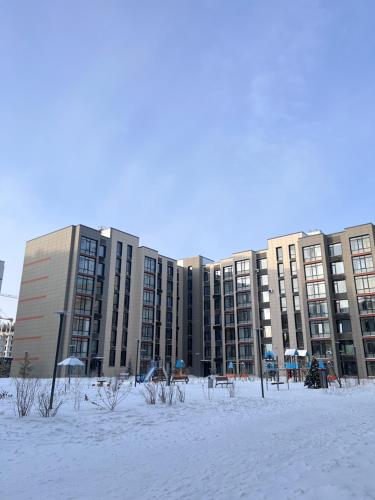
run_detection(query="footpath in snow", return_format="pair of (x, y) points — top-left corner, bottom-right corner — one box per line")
(1, 377), (374, 500)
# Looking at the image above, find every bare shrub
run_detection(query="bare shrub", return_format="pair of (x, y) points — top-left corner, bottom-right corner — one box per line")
(202, 383), (214, 401)
(37, 386), (63, 417)
(158, 383), (175, 405)
(142, 383), (157, 405)
(158, 383), (167, 404)
(0, 389), (12, 399)
(176, 385), (186, 403)
(13, 378), (39, 417)
(91, 378), (131, 411)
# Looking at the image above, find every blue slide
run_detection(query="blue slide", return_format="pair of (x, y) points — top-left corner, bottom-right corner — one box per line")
(144, 366), (156, 382)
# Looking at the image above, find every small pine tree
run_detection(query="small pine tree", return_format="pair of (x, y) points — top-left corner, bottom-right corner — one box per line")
(18, 352), (33, 378)
(304, 357), (321, 389)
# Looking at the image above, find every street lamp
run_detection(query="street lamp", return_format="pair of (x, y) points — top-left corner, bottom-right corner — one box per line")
(256, 328), (264, 398)
(49, 311), (66, 410)
(135, 339), (140, 387)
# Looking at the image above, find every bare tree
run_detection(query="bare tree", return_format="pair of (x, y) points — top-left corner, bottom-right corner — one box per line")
(18, 352), (33, 378)
(13, 377), (39, 417)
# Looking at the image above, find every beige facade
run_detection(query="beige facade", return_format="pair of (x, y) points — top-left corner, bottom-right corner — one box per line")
(11, 225), (181, 378)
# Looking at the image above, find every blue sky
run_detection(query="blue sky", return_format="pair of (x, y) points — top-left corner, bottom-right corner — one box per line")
(1, 0), (375, 318)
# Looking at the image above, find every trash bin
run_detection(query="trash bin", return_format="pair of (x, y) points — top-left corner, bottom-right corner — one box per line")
(208, 376), (214, 389)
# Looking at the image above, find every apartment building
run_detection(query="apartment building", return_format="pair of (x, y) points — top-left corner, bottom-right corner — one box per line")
(11, 225), (181, 378)
(11, 222), (375, 379)
(178, 223), (375, 379)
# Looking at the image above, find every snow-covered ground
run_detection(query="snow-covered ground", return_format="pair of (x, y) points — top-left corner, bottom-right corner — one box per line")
(1, 377), (374, 500)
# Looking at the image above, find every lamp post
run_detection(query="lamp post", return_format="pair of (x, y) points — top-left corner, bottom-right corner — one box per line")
(49, 311), (66, 410)
(256, 328), (264, 398)
(135, 339), (140, 387)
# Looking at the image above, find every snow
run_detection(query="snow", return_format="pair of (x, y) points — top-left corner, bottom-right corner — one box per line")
(1, 377), (375, 500)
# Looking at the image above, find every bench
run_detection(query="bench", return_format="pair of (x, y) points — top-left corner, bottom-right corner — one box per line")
(171, 375), (189, 384)
(215, 376), (234, 387)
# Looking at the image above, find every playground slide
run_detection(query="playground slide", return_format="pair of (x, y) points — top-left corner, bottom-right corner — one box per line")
(144, 366), (156, 382)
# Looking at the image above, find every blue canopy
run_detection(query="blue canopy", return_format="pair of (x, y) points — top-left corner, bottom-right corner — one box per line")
(175, 359), (185, 369)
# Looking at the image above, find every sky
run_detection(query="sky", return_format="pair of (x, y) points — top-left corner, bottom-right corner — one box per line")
(1, 0), (375, 318)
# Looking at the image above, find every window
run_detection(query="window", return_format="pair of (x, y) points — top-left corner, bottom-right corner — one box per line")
(80, 236), (97, 256)
(278, 263), (284, 278)
(167, 296), (173, 309)
(308, 301), (328, 318)
(224, 281), (233, 295)
(142, 324), (153, 340)
(144, 256), (156, 273)
(328, 243), (342, 257)
(335, 299), (349, 314)
(71, 339), (89, 357)
(352, 256), (374, 273)
(289, 244), (296, 260)
(293, 295), (300, 311)
(333, 280), (347, 294)
(238, 326), (252, 340)
(74, 296), (92, 315)
(310, 320), (330, 338)
(311, 341), (330, 357)
(257, 258), (267, 270)
(144, 273), (155, 288)
(258, 274), (269, 287)
(260, 308), (270, 320)
(263, 325), (272, 338)
(280, 297), (287, 312)
(224, 313), (235, 326)
(214, 269), (221, 281)
(235, 260), (250, 274)
(276, 247), (283, 261)
(76, 276), (94, 295)
(303, 244), (322, 262)
(305, 263), (324, 280)
(224, 296), (234, 310)
(361, 317), (375, 336)
(239, 344), (253, 359)
(223, 266), (233, 280)
(306, 282), (326, 299)
(115, 257), (121, 274)
(358, 296), (375, 314)
(237, 309), (251, 325)
(237, 291), (251, 306)
(355, 275), (375, 293)
(235, 276), (251, 290)
(336, 319), (352, 334)
(260, 290), (269, 303)
(291, 261), (297, 276)
(279, 279), (285, 295)
(364, 341), (375, 358)
(127, 245), (133, 260)
(143, 290), (155, 305)
(292, 277), (299, 293)
(116, 241), (123, 257)
(168, 265), (174, 277)
(142, 307), (154, 322)
(73, 317), (90, 336)
(331, 261), (345, 275)
(225, 345), (236, 360)
(97, 263), (105, 278)
(78, 256), (95, 276)
(99, 245), (106, 258)
(350, 235), (371, 254)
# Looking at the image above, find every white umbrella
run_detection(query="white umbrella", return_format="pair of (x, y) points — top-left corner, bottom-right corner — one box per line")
(58, 356), (85, 367)
(58, 356), (85, 384)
